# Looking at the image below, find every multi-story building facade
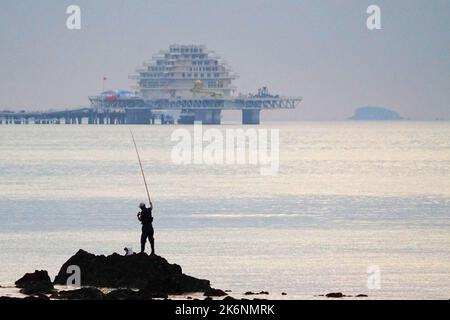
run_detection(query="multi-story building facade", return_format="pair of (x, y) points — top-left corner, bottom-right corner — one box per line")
(131, 45), (237, 99)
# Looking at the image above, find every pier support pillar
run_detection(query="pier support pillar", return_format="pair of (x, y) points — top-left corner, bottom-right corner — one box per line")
(212, 109), (221, 124)
(88, 113), (95, 124)
(125, 108), (151, 124)
(242, 109), (260, 125)
(194, 109), (221, 125)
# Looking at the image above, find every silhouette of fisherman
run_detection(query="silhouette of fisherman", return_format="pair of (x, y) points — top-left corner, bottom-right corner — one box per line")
(137, 202), (155, 255)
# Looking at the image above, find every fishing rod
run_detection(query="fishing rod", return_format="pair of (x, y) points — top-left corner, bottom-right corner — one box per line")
(129, 129), (152, 206)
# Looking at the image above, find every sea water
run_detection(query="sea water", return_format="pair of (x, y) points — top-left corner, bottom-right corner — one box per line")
(0, 122), (449, 299)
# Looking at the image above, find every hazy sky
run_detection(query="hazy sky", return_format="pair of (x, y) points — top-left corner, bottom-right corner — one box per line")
(0, 0), (449, 120)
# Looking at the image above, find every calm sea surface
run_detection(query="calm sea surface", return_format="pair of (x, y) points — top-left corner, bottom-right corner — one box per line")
(0, 122), (449, 299)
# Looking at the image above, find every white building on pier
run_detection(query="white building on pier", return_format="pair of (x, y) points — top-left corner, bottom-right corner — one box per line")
(130, 44), (237, 99)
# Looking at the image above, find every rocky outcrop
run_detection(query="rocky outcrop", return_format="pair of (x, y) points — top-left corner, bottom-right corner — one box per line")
(323, 292), (368, 298)
(244, 291), (269, 295)
(0, 294), (49, 301)
(53, 250), (211, 295)
(15, 270), (54, 295)
(325, 292), (344, 298)
(105, 289), (141, 300)
(55, 287), (105, 300)
(203, 288), (227, 297)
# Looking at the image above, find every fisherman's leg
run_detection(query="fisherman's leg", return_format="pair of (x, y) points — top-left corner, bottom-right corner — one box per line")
(140, 230), (147, 253)
(150, 237), (155, 255)
(149, 228), (155, 255)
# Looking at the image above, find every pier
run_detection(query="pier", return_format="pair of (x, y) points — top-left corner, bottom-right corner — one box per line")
(0, 108), (126, 125)
(1, 44), (302, 125)
(1, 95), (301, 125)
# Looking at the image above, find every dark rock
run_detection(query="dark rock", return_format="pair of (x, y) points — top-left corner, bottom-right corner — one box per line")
(281, 292), (287, 295)
(244, 290), (268, 296)
(139, 289), (168, 300)
(15, 270), (54, 294)
(27, 293), (50, 301)
(50, 292), (60, 299)
(53, 250), (211, 295)
(356, 294), (368, 297)
(15, 270), (52, 287)
(57, 287), (105, 300)
(0, 294), (49, 301)
(204, 296), (213, 300)
(204, 288), (227, 297)
(223, 296), (235, 300)
(19, 281), (54, 295)
(325, 292), (344, 298)
(0, 296), (22, 301)
(105, 289), (141, 300)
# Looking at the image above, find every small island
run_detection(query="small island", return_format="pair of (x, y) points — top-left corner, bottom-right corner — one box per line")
(349, 106), (403, 120)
